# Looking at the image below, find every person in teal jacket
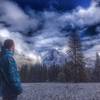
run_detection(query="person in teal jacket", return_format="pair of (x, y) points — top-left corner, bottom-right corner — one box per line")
(0, 39), (22, 100)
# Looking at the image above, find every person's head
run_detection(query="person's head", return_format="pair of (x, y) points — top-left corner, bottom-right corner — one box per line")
(3, 39), (15, 51)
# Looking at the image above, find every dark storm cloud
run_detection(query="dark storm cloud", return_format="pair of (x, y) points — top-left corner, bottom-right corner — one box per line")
(0, 0), (100, 64)
(10, 0), (91, 11)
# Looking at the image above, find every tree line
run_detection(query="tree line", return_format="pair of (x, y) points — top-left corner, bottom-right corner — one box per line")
(19, 30), (100, 83)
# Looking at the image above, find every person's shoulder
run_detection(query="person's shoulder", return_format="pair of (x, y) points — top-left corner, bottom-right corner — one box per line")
(3, 54), (15, 63)
(8, 55), (15, 62)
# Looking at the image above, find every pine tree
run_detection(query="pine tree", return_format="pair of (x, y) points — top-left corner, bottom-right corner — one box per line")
(57, 72), (66, 82)
(63, 62), (73, 82)
(20, 64), (29, 82)
(41, 64), (48, 82)
(93, 53), (100, 82)
(68, 29), (86, 82)
(48, 64), (60, 82)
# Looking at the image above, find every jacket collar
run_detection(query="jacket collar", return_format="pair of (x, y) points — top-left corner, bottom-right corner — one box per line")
(1, 47), (14, 56)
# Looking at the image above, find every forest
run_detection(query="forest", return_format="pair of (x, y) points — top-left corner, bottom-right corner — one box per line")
(19, 29), (100, 83)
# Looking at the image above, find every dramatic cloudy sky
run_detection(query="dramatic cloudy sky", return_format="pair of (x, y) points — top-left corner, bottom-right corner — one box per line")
(0, 0), (100, 65)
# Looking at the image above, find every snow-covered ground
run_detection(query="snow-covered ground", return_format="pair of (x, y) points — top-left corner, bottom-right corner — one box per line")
(1, 83), (100, 100)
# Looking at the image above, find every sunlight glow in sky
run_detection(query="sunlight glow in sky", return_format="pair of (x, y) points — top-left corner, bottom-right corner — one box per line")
(0, 29), (10, 38)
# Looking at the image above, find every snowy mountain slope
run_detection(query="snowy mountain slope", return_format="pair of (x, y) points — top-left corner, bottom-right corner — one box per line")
(42, 48), (68, 66)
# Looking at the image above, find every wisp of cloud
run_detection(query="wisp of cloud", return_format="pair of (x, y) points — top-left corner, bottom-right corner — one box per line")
(0, 0), (100, 65)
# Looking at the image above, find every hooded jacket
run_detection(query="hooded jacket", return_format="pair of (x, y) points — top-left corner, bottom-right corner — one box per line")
(0, 47), (22, 96)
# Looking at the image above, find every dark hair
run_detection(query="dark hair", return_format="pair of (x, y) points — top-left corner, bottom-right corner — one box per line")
(4, 39), (15, 49)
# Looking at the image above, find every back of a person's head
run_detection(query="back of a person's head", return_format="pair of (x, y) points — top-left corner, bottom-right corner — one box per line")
(3, 39), (15, 49)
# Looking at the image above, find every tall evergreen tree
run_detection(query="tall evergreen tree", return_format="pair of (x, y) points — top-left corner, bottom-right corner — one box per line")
(93, 53), (100, 82)
(41, 64), (48, 82)
(48, 64), (60, 82)
(20, 64), (29, 82)
(68, 29), (86, 82)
